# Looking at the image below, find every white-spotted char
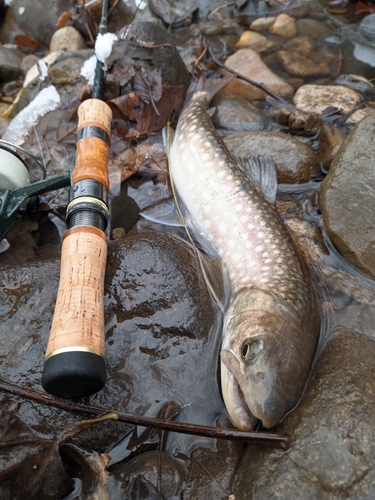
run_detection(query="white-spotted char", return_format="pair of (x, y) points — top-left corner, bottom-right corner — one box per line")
(170, 88), (320, 429)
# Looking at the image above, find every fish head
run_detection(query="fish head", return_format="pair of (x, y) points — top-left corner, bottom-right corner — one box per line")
(221, 288), (317, 430)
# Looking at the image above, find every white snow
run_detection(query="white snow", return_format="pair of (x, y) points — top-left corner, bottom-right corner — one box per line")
(38, 60), (48, 81)
(95, 32), (118, 63)
(80, 54), (97, 85)
(19, 6), (25, 14)
(122, 0), (147, 10)
(4, 0), (13, 6)
(2, 86), (61, 146)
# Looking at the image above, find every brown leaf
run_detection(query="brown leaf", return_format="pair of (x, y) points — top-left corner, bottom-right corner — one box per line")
(0, 393), (72, 499)
(108, 83), (186, 139)
(148, 0), (198, 26)
(134, 68), (163, 105)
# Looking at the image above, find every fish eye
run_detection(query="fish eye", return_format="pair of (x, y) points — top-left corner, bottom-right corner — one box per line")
(242, 343), (250, 358)
(241, 339), (264, 361)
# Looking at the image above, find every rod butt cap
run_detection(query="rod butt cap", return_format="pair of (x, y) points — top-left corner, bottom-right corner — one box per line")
(42, 351), (106, 399)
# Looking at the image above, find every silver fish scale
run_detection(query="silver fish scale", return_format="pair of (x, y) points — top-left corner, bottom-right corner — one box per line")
(170, 91), (311, 313)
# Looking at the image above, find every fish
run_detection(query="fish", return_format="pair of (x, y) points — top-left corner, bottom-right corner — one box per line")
(167, 82), (321, 430)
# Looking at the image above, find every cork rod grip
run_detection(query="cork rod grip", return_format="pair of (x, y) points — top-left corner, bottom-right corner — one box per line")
(72, 99), (112, 190)
(45, 226), (107, 359)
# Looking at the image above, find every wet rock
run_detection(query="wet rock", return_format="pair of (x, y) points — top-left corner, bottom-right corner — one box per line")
(234, 329), (375, 499)
(285, 76), (305, 90)
(212, 97), (268, 133)
(49, 56), (86, 85)
(0, 46), (23, 82)
(222, 49), (294, 101)
(0, 0), (71, 48)
(318, 124), (345, 169)
(0, 229), (220, 419)
(269, 13), (297, 38)
(109, 451), (186, 499)
(293, 84), (361, 115)
(282, 35), (314, 55)
(20, 54), (39, 75)
(235, 30), (279, 53)
(224, 132), (321, 183)
(295, 18), (329, 39)
(49, 26), (86, 52)
(277, 50), (330, 77)
(358, 13), (375, 41)
(277, 107), (322, 136)
(335, 74), (374, 94)
(346, 107), (375, 124)
(250, 16), (276, 32)
(185, 417), (243, 499)
(320, 113), (375, 279)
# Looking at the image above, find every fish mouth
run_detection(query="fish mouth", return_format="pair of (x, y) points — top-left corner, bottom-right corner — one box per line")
(220, 357), (259, 431)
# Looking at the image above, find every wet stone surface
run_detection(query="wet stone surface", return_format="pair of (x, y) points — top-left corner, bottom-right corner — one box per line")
(224, 131), (322, 183)
(234, 329), (375, 499)
(320, 113), (375, 279)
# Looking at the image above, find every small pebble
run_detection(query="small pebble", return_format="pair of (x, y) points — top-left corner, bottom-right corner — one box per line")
(250, 16), (276, 32)
(49, 26), (86, 52)
(236, 30), (278, 53)
(277, 107), (322, 136)
(112, 227), (126, 240)
(293, 85), (361, 114)
(269, 14), (297, 38)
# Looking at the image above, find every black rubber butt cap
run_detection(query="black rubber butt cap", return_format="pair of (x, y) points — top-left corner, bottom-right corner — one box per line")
(42, 351), (106, 399)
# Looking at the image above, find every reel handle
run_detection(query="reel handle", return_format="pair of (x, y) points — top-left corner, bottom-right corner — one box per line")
(42, 99), (112, 399)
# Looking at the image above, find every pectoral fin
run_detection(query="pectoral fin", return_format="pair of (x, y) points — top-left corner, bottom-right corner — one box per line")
(197, 251), (231, 311)
(140, 199), (184, 227)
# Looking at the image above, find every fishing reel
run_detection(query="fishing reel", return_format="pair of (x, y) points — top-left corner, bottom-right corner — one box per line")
(0, 140), (71, 243)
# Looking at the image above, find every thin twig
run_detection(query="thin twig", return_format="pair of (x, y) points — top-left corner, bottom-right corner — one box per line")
(334, 49), (342, 76)
(209, 48), (291, 105)
(43, 138), (56, 173)
(108, 0), (120, 18)
(208, 2), (234, 18)
(195, 47), (207, 67)
(56, 125), (77, 143)
(85, 22), (95, 45)
(0, 377), (290, 449)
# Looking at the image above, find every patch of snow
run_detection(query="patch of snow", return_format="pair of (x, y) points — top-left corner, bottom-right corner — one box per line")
(38, 60), (48, 81)
(95, 32), (118, 63)
(0, 239), (10, 253)
(4, 0), (12, 5)
(2, 86), (61, 146)
(80, 54), (97, 85)
(19, 6), (25, 14)
(122, 0), (147, 9)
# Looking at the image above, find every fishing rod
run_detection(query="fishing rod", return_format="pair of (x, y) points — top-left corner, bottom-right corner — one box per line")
(41, 0), (112, 399)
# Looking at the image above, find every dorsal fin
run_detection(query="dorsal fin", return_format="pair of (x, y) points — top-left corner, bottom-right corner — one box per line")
(238, 154), (278, 205)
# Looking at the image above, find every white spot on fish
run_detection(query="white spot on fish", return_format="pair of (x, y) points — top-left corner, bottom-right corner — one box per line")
(255, 245), (263, 252)
(235, 205), (242, 213)
(240, 215), (248, 223)
(257, 232), (265, 239)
